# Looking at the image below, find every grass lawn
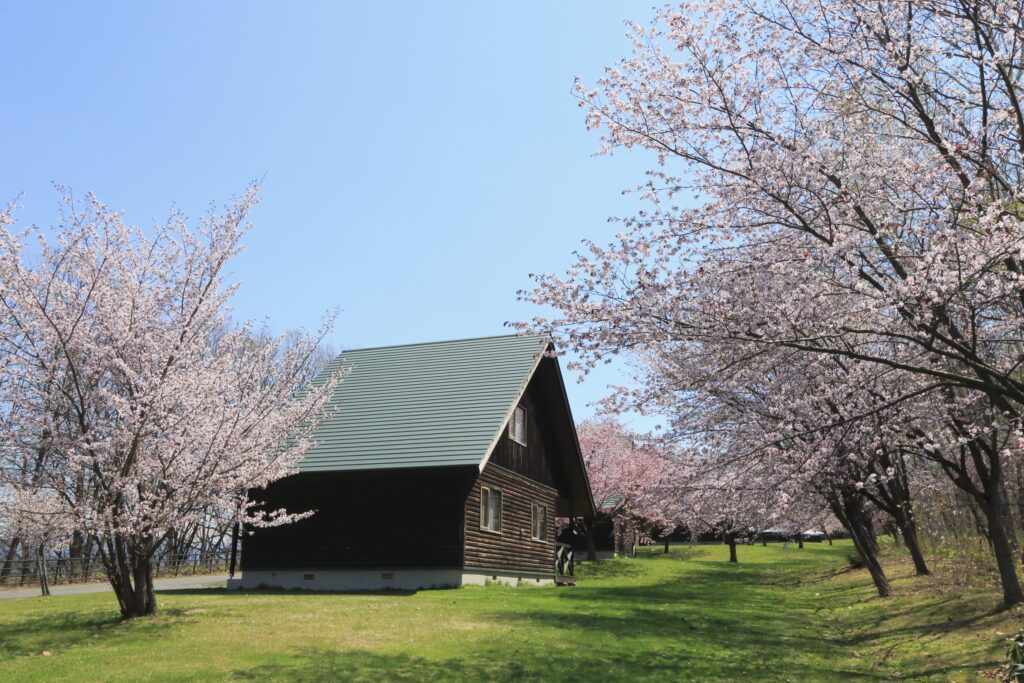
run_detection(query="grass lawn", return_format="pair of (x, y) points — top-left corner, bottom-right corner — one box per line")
(0, 541), (1019, 681)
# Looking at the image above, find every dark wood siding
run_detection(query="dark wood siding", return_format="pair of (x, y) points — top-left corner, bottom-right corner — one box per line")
(242, 467), (472, 570)
(463, 463), (557, 574)
(488, 384), (571, 496)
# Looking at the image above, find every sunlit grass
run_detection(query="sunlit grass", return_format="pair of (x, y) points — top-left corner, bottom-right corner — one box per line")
(0, 540), (1015, 681)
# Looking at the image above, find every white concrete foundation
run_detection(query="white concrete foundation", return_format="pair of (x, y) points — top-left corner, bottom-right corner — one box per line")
(230, 568), (555, 591)
(461, 572), (554, 587)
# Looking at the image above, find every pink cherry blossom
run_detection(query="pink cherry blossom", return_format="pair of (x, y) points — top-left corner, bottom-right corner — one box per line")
(522, 0), (1024, 603)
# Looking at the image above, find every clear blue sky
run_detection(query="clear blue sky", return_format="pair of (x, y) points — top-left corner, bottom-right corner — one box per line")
(0, 1), (661, 429)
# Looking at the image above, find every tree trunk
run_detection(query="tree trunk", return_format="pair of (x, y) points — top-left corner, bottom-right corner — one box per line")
(981, 492), (1024, 606)
(69, 530), (89, 582)
(36, 545), (50, 596)
(903, 533), (930, 577)
(103, 539), (158, 618)
(798, 534), (804, 549)
(80, 537), (96, 582)
(663, 538), (669, 554)
(862, 449), (930, 576)
(0, 536), (21, 580)
(960, 434), (1024, 606)
(586, 532), (598, 562)
(113, 556), (156, 617)
(859, 517), (879, 555)
(828, 492), (890, 598)
(926, 403), (1024, 605)
(893, 508), (930, 576)
(133, 556), (156, 615)
(848, 519), (890, 597)
(725, 533), (738, 563)
(69, 530), (85, 562)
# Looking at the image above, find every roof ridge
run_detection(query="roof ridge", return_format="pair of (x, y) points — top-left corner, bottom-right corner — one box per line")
(299, 332), (555, 473)
(336, 333), (549, 355)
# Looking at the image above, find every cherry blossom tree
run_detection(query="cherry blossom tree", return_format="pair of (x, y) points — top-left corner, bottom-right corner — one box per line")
(0, 485), (74, 595)
(0, 188), (341, 617)
(524, 0), (1024, 605)
(574, 418), (685, 559)
(621, 322), (934, 593)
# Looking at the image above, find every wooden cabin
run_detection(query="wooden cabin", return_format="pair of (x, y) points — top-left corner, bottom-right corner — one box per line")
(231, 335), (595, 591)
(560, 499), (640, 560)
(589, 518), (640, 560)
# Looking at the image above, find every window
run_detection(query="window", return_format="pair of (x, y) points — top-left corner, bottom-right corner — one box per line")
(480, 486), (502, 533)
(532, 502), (548, 541)
(509, 405), (526, 445)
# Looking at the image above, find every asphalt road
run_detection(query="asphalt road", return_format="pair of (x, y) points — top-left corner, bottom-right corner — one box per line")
(0, 574), (230, 601)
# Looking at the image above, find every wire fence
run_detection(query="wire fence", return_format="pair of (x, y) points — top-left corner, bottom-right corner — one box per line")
(0, 550), (237, 590)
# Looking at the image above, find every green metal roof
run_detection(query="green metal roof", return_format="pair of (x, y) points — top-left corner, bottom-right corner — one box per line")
(298, 334), (550, 472)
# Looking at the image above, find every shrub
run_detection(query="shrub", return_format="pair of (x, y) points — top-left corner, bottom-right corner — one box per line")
(1007, 630), (1024, 682)
(846, 553), (865, 570)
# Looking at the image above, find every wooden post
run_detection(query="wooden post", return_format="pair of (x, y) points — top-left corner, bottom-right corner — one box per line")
(228, 522), (240, 578)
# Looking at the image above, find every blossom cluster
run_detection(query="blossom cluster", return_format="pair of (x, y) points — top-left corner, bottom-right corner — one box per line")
(0, 187), (341, 612)
(524, 0), (1024, 600)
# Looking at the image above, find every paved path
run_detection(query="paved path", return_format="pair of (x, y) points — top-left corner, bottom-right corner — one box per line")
(0, 574), (229, 601)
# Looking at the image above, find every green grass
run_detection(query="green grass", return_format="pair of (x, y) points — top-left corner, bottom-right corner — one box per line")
(0, 541), (1018, 681)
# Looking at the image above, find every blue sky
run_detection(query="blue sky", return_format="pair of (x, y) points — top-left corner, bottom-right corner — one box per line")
(0, 1), (661, 429)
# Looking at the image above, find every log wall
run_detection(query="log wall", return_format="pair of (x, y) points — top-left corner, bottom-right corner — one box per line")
(488, 385), (571, 496)
(463, 463), (557, 574)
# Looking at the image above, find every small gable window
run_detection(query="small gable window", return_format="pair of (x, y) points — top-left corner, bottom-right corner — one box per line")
(532, 502), (548, 541)
(509, 405), (527, 445)
(480, 486), (502, 533)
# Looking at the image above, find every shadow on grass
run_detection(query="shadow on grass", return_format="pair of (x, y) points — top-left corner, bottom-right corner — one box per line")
(635, 545), (700, 560)
(513, 574), (875, 680)
(573, 559), (647, 581)
(0, 606), (187, 660)
(840, 590), (1004, 647)
(477, 554), (994, 681)
(228, 646), (749, 682)
(157, 587), (422, 597)
(1, 546), (1003, 681)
